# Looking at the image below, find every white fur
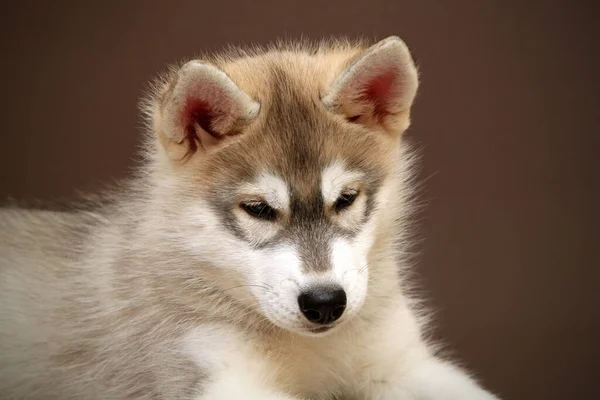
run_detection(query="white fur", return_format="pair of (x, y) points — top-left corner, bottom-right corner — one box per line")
(177, 201), (305, 324)
(240, 172), (291, 211)
(249, 245), (307, 331)
(183, 326), (298, 400)
(330, 220), (374, 320)
(320, 161), (363, 205)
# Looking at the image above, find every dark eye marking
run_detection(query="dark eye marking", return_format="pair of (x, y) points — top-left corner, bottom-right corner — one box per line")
(333, 190), (359, 212)
(240, 201), (277, 221)
(346, 115), (361, 123)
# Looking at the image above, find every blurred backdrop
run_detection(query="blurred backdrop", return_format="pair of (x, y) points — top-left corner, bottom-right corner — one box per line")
(1, 1), (598, 399)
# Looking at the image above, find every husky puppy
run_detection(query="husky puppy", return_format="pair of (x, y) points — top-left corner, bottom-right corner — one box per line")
(0, 36), (498, 399)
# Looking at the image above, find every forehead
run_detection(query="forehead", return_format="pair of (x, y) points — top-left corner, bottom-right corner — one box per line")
(199, 63), (395, 198)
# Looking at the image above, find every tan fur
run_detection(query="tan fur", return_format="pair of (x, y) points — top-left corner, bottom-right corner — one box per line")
(0, 37), (498, 399)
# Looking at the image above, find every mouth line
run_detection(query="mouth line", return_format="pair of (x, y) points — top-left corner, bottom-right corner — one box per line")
(308, 325), (334, 334)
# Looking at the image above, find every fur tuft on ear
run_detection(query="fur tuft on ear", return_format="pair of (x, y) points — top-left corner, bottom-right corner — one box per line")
(158, 61), (260, 160)
(322, 36), (419, 135)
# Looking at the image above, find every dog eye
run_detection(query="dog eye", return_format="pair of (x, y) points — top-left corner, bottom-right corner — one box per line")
(334, 191), (359, 212)
(241, 201), (277, 220)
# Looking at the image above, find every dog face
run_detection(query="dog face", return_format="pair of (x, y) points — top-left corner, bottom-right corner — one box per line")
(147, 37), (418, 335)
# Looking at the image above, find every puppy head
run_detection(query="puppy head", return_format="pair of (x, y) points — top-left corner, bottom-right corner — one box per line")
(146, 36), (419, 335)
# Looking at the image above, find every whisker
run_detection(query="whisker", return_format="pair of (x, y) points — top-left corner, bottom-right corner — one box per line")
(222, 284), (274, 293)
(342, 263), (369, 278)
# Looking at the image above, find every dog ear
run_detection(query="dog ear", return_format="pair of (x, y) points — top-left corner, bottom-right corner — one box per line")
(322, 36), (419, 135)
(156, 61), (260, 160)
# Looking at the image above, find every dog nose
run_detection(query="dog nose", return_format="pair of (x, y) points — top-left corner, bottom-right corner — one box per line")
(298, 287), (347, 324)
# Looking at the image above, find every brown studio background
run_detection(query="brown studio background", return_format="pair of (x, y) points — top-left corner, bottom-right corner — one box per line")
(1, 1), (599, 399)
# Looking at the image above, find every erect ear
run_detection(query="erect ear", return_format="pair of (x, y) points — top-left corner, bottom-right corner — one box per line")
(322, 36), (419, 135)
(157, 61), (260, 160)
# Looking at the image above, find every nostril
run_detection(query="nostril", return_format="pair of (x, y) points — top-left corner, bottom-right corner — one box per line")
(298, 287), (347, 325)
(302, 309), (323, 323)
(330, 304), (345, 321)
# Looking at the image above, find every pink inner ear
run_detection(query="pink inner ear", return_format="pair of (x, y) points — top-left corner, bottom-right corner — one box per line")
(360, 69), (398, 119)
(181, 97), (222, 145)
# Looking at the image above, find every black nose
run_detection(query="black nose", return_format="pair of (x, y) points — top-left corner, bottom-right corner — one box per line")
(298, 287), (347, 324)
